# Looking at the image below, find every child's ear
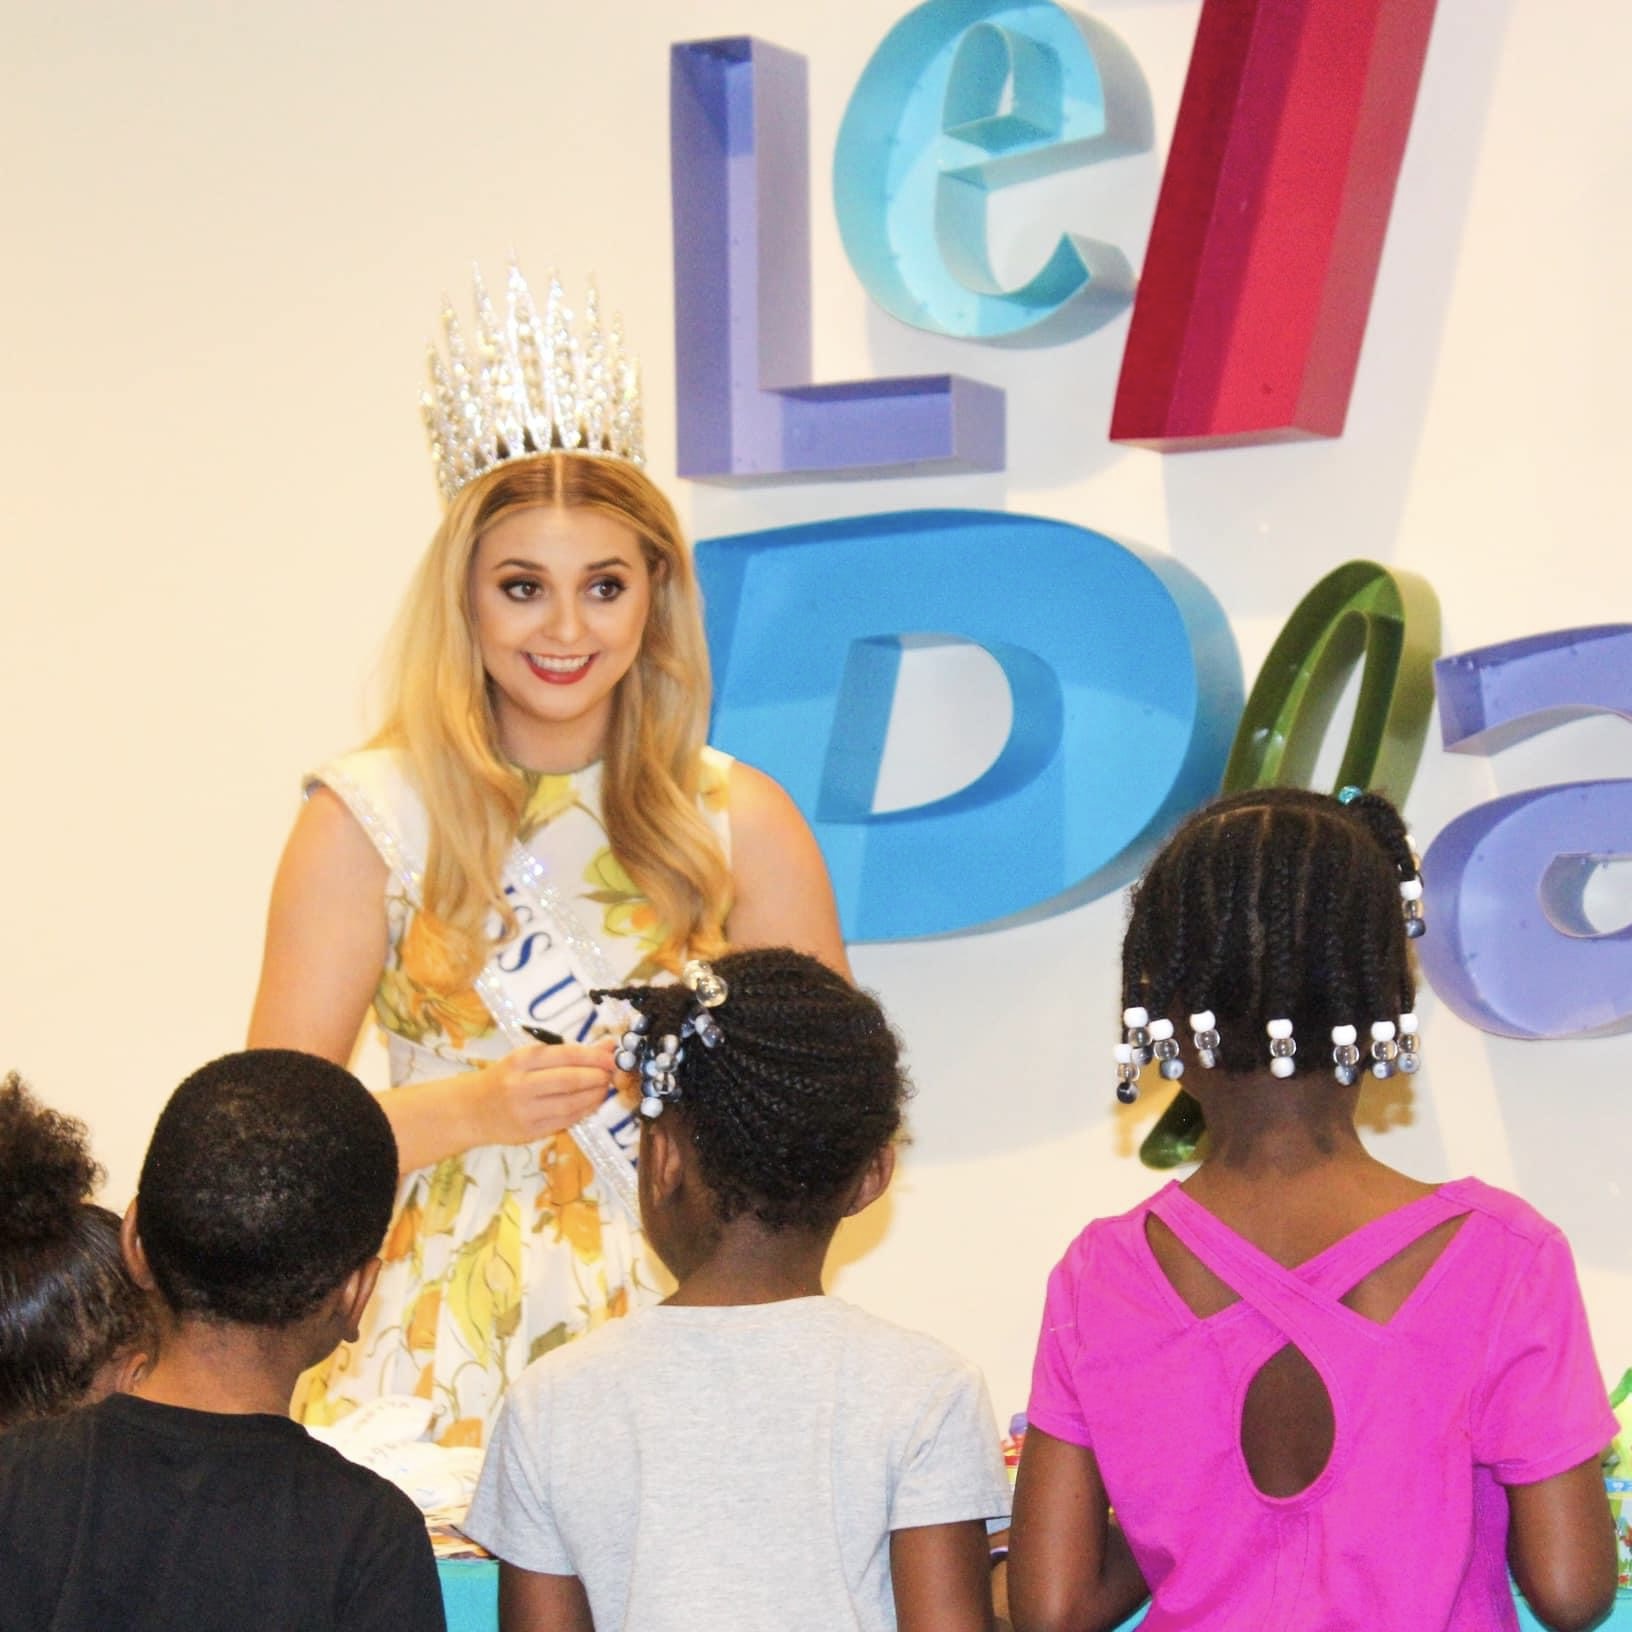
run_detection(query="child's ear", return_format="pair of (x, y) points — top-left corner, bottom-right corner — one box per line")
(113, 1346), (150, 1395)
(842, 1144), (896, 1219)
(335, 1258), (383, 1344)
(120, 1201), (158, 1293)
(642, 1116), (687, 1206)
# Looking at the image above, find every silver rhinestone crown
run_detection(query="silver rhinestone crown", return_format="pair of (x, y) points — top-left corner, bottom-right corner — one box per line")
(421, 262), (645, 502)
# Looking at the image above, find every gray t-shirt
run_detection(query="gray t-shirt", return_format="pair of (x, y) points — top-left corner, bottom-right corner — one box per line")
(465, 1296), (1011, 1631)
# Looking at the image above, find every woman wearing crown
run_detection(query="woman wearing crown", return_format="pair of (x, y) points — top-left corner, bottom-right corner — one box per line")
(247, 268), (848, 1445)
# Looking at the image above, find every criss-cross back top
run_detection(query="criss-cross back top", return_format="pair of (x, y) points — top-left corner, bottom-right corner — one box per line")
(1027, 1178), (1614, 1631)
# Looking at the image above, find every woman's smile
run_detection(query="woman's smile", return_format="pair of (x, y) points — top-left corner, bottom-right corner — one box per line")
(525, 652), (598, 684)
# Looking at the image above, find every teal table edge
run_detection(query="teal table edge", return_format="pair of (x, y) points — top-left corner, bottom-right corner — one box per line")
(440, 1559), (499, 1627)
(437, 1563), (1628, 1631)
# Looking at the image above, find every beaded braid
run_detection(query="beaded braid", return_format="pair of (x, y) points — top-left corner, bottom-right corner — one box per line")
(1121, 788), (1422, 1079)
(1345, 792), (1421, 1017)
(595, 948), (908, 1231)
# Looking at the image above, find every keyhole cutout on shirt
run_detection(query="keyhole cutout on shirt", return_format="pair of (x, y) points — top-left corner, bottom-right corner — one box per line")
(1240, 1344), (1336, 1496)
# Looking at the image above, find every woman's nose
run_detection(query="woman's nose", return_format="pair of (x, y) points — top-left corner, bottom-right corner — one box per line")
(540, 595), (584, 643)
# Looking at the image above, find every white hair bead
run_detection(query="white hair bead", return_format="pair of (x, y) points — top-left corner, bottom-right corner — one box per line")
(1370, 1020), (1397, 1041)
(1398, 1012), (1419, 1033)
(1122, 1005), (1149, 1029)
(1148, 1018), (1175, 1042)
(1113, 1043), (1133, 1065)
(1270, 1056), (1296, 1078)
(1189, 1010), (1215, 1031)
(1331, 1024), (1358, 1047)
(1266, 1018), (1294, 1040)
(1399, 878), (1424, 901)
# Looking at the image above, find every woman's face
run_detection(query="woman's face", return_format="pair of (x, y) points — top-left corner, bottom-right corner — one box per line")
(469, 504), (653, 771)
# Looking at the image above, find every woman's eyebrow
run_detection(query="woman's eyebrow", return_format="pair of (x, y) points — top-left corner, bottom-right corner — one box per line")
(490, 555), (631, 572)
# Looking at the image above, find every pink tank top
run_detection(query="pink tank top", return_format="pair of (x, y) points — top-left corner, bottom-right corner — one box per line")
(1028, 1178), (1614, 1631)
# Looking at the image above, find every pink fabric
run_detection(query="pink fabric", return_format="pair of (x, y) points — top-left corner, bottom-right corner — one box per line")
(1028, 1178), (1615, 1632)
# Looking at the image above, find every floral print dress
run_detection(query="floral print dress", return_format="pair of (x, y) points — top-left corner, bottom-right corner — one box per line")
(291, 746), (733, 1446)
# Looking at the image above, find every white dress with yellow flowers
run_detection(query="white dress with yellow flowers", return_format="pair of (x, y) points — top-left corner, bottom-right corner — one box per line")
(291, 744), (733, 1447)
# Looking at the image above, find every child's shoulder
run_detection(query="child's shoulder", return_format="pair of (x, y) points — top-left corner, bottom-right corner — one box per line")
(1440, 1175), (1568, 1251)
(809, 1301), (996, 1437)
(1047, 1186), (1174, 1278)
(503, 1304), (665, 1407)
(821, 1296), (986, 1379)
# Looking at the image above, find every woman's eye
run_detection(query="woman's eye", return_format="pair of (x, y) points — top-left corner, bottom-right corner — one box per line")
(501, 579), (543, 601)
(588, 577), (626, 601)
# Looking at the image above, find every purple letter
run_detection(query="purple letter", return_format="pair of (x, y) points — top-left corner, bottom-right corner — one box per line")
(671, 37), (1005, 481)
(1420, 626), (1632, 1039)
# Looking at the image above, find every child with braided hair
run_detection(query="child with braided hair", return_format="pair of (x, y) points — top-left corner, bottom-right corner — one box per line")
(1009, 788), (1618, 1632)
(466, 947), (1012, 1632)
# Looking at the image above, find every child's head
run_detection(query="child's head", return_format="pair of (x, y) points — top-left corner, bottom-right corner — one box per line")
(132, 1049), (397, 1332)
(0, 1074), (149, 1428)
(1122, 787), (1421, 1083)
(596, 949), (907, 1267)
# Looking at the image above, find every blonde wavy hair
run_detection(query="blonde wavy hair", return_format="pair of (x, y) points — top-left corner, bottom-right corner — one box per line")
(373, 453), (731, 987)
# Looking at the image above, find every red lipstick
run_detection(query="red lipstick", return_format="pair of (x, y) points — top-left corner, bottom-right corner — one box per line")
(525, 653), (598, 686)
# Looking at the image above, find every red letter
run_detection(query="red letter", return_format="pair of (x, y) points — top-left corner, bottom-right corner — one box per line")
(1110, 0), (1440, 450)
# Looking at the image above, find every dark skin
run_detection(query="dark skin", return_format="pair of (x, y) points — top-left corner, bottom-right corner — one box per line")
(120, 1203), (379, 1417)
(498, 1122), (996, 1632)
(1009, 1070), (1617, 1632)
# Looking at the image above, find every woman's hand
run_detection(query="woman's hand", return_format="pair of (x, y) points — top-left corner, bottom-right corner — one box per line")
(250, 789), (616, 1175)
(466, 1039), (618, 1148)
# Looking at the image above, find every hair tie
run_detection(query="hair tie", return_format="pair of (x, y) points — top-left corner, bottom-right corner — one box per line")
(1336, 784), (1364, 805)
(603, 960), (733, 1120)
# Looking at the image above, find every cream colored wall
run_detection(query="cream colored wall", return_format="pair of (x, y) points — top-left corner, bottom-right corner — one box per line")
(3, 0), (1629, 1419)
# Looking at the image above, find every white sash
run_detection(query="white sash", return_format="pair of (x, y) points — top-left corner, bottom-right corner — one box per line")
(315, 758), (641, 1224)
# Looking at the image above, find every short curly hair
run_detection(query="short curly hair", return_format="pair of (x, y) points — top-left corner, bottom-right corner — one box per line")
(0, 1073), (148, 1428)
(136, 1050), (398, 1326)
(597, 949), (908, 1231)
(1123, 786), (1420, 1072)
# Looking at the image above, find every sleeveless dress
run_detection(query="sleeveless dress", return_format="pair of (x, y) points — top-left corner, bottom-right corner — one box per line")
(291, 745), (734, 1447)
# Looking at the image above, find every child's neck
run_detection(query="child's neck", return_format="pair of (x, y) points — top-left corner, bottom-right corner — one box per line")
(1191, 1072), (1368, 1178)
(1183, 1074), (1433, 1257)
(133, 1314), (318, 1417)
(665, 1219), (830, 1308)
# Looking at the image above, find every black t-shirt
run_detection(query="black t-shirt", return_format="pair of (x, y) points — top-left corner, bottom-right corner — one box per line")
(0, 1394), (446, 1632)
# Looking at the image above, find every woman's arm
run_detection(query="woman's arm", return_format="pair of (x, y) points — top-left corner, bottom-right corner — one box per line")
(1507, 1458), (1618, 1632)
(724, 763), (851, 978)
(248, 788), (392, 1062)
(1008, 1429), (1148, 1632)
(498, 1563), (595, 1632)
(248, 790), (613, 1175)
(891, 1520), (995, 1632)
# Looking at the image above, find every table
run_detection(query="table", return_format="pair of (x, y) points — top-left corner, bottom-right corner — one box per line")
(440, 1559), (498, 1628)
(436, 1565), (1628, 1632)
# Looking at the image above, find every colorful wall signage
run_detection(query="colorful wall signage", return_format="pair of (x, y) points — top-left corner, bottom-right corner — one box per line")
(1419, 627), (1632, 1040)
(669, 6), (1619, 1058)
(696, 509), (1242, 939)
(1220, 560), (1441, 797)
(1111, 0), (1441, 448)
(832, 0), (1150, 345)
(671, 37), (1004, 480)
(673, 0), (1442, 471)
